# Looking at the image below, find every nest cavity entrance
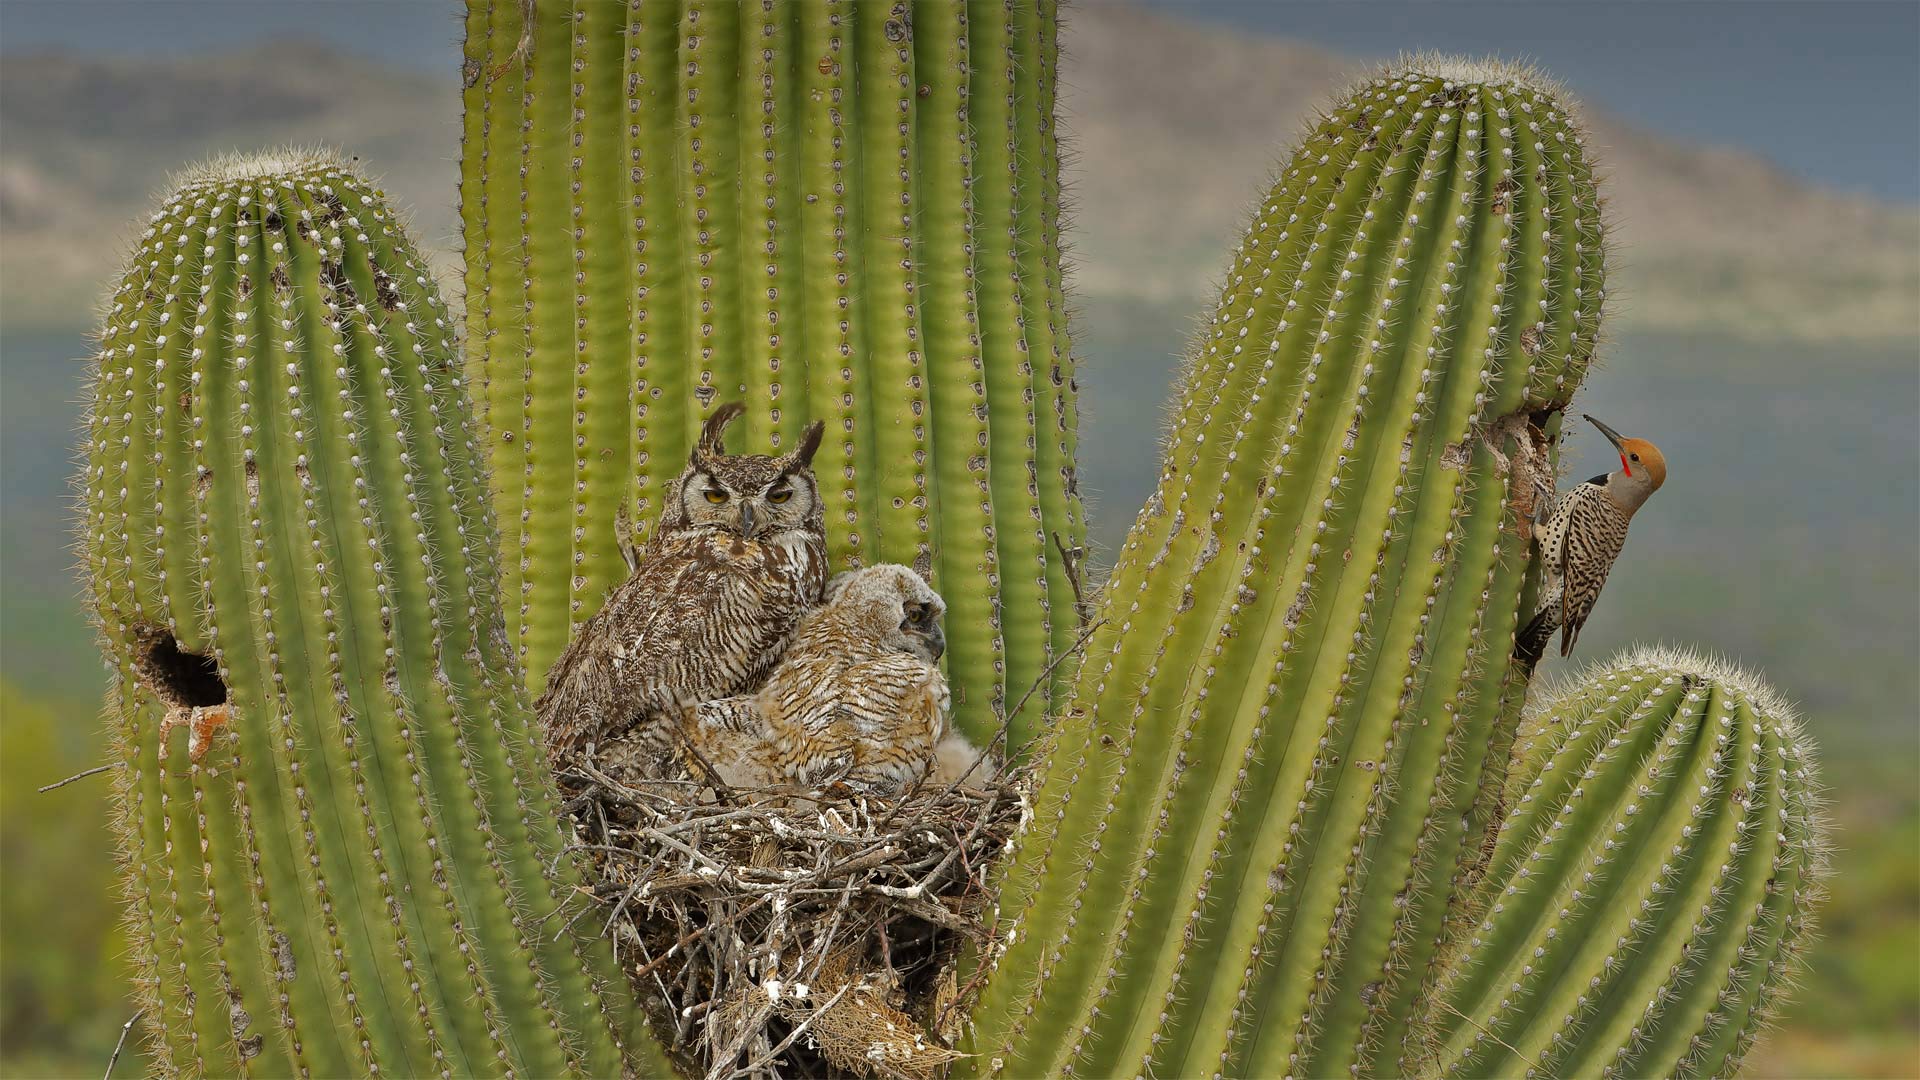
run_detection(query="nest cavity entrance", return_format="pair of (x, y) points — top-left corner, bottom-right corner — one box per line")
(132, 624), (227, 709)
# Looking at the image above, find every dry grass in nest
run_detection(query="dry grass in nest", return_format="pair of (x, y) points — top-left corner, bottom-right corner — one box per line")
(554, 756), (1028, 1079)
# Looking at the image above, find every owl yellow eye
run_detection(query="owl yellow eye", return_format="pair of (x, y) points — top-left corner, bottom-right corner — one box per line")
(767, 489), (793, 504)
(704, 489), (728, 504)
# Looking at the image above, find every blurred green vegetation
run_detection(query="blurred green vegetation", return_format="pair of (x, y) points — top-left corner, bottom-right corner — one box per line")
(0, 684), (145, 1076)
(4, 302), (1917, 1076)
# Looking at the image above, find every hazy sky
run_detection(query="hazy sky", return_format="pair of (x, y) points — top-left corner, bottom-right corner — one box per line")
(3, 0), (1916, 201)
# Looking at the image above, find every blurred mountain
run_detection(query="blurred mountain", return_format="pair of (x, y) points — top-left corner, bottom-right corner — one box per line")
(0, 41), (461, 328)
(5, 11), (1918, 339)
(1059, 6), (1920, 343)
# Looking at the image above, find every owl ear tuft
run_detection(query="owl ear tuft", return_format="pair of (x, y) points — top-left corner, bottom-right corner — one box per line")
(790, 420), (826, 468)
(693, 402), (747, 462)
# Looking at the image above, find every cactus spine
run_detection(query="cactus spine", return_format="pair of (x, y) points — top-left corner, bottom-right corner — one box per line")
(459, 0), (1086, 748)
(962, 61), (1606, 1079)
(81, 152), (666, 1076)
(1420, 648), (1824, 1078)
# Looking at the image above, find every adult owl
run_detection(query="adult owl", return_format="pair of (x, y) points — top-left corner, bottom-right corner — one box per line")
(680, 564), (996, 794)
(537, 403), (828, 770)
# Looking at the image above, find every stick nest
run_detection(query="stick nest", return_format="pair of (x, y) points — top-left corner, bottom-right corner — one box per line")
(556, 759), (1028, 1079)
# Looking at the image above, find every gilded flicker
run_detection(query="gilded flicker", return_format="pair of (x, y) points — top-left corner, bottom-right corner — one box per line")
(1517, 415), (1667, 667)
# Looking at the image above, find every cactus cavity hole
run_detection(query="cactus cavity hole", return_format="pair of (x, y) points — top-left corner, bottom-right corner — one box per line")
(134, 625), (227, 708)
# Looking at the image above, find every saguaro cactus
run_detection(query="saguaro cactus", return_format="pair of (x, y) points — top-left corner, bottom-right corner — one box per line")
(1418, 648), (1824, 1079)
(459, 0), (1085, 748)
(963, 59), (1607, 1079)
(79, 152), (665, 1076)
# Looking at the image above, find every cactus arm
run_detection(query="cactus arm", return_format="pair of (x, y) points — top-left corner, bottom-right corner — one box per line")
(83, 155), (662, 1076)
(1421, 651), (1823, 1079)
(915, 0), (1007, 734)
(967, 64), (1613, 1079)
(1510, 684), (1746, 1073)
(1318, 84), (1602, 1077)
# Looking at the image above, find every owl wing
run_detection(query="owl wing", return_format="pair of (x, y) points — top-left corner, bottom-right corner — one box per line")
(830, 654), (950, 794)
(681, 696), (786, 789)
(536, 600), (625, 758)
(537, 535), (778, 757)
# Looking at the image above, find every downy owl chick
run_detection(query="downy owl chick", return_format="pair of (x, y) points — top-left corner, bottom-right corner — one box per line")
(681, 564), (997, 794)
(538, 403), (829, 771)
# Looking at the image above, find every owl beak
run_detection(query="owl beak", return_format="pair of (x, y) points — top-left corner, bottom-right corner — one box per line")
(737, 501), (759, 539)
(922, 622), (946, 662)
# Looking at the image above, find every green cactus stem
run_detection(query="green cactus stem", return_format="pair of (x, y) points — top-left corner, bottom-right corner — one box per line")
(1418, 648), (1825, 1079)
(961, 58), (1607, 1079)
(80, 151), (667, 1076)
(458, 0), (1087, 749)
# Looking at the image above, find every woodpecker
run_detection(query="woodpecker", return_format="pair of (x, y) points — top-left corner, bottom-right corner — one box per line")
(1517, 414), (1667, 668)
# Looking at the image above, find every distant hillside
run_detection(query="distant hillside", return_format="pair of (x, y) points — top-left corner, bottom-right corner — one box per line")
(4, 8), (1916, 340)
(0, 41), (460, 328)
(1059, 6), (1920, 343)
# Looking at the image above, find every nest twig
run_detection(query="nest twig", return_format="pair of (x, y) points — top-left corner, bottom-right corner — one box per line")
(556, 757), (1028, 1079)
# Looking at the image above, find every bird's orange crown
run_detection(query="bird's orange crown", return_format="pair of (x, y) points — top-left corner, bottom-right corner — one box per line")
(1618, 437), (1667, 491)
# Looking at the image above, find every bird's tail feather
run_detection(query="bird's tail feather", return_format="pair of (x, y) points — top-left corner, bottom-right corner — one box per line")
(1515, 608), (1554, 670)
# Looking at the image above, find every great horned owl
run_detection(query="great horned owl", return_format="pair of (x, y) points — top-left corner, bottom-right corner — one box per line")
(680, 564), (996, 794)
(537, 403), (829, 770)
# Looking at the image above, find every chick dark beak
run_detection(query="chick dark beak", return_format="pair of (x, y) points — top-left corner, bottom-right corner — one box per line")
(1582, 413), (1629, 453)
(738, 501), (758, 539)
(924, 623), (946, 662)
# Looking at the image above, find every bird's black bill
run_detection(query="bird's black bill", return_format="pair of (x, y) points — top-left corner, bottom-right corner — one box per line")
(1582, 413), (1628, 452)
